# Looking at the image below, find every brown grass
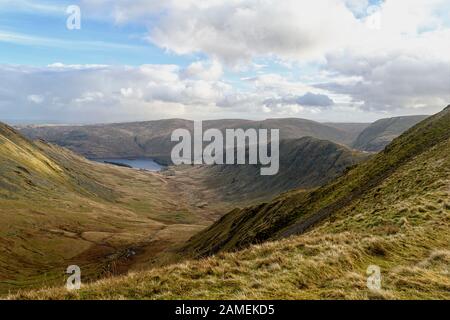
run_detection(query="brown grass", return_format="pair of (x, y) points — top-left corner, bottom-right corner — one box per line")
(7, 136), (450, 300)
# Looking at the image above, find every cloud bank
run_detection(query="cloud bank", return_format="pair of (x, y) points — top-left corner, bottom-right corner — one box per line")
(1, 0), (450, 122)
(0, 63), (335, 123)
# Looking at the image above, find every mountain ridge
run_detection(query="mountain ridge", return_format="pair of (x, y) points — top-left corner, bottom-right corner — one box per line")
(18, 118), (362, 164)
(181, 106), (450, 257)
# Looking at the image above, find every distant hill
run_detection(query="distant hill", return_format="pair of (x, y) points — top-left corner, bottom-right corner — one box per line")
(177, 137), (368, 204)
(13, 106), (450, 300)
(19, 118), (359, 164)
(352, 115), (429, 152)
(323, 122), (370, 141)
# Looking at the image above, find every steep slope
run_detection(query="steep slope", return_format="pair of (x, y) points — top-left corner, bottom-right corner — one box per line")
(0, 123), (114, 200)
(0, 123), (233, 294)
(174, 137), (367, 204)
(19, 118), (355, 164)
(323, 122), (370, 144)
(11, 107), (450, 300)
(182, 107), (450, 257)
(352, 115), (428, 152)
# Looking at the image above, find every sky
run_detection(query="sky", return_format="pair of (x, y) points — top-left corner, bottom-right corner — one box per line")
(0, 0), (449, 124)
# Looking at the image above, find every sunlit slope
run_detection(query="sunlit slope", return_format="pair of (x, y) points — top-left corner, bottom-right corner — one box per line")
(0, 123), (114, 200)
(0, 123), (227, 294)
(182, 106), (450, 257)
(11, 107), (450, 300)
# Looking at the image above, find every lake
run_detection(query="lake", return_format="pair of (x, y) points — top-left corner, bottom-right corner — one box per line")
(92, 158), (164, 171)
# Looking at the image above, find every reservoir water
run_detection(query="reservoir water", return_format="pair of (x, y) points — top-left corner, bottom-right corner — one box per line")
(92, 158), (164, 171)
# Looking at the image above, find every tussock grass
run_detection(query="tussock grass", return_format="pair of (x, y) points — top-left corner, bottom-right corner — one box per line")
(8, 227), (449, 300)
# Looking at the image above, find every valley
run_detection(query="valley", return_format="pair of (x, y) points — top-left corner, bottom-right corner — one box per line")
(0, 124), (231, 293)
(7, 106), (450, 300)
(0, 122), (366, 294)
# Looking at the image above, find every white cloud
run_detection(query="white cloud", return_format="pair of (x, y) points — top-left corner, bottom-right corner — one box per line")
(149, 0), (361, 65)
(182, 60), (223, 81)
(312, 0), (450, 113)
(318, 52), (450, 112)
(74, 91), (105, 104)
(120, 87), (135, 98)
(27, 94), (44, 104)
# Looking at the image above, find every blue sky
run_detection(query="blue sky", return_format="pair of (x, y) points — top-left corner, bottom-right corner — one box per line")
(0, 0), (193, 66)
(0, 0), (449, 124)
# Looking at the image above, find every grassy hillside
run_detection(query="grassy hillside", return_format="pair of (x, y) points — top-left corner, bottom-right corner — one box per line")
(19, 118), (358, 164)
(0, 123), (234, 294)
(0, 123), (367, 294)
(352, 115), (428, 152)
(9, 106), (449, 300)
(0, 123), (113, 200)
